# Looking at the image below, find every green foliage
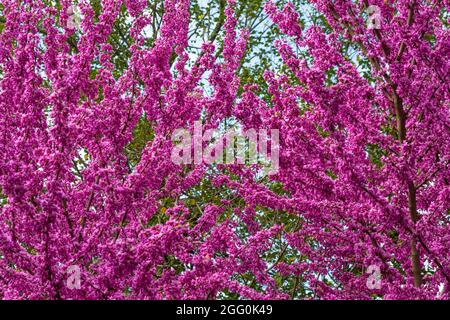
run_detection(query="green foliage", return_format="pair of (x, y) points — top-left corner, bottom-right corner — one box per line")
(108, 3), (133, 79)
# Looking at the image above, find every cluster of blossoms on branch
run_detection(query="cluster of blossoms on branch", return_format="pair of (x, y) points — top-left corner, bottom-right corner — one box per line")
(0, 0), (449, 300)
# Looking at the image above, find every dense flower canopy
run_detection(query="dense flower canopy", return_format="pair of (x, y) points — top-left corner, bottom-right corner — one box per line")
(0, 0), (449, 300)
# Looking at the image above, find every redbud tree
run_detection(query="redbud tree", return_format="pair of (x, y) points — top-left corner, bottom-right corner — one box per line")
(0, 0), (448, 300)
